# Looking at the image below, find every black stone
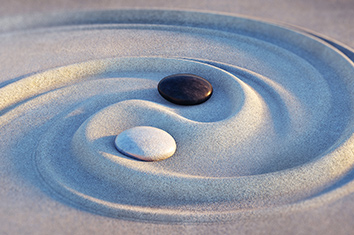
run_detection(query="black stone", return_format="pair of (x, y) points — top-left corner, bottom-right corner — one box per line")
(158, 74), (213, 105)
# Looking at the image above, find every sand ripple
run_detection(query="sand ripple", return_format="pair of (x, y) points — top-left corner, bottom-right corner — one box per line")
(1, 10), (354, 222)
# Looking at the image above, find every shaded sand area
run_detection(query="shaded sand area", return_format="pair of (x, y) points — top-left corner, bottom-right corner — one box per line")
(1, 5), (354, 234)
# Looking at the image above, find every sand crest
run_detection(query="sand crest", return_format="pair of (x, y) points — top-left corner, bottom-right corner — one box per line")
(1, 10), (354, 222)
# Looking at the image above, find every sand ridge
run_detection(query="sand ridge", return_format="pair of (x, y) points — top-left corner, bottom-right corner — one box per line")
(1, 10), (354, 222)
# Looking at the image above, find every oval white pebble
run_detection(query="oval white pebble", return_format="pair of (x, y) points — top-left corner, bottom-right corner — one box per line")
(114, 126), (177, 161)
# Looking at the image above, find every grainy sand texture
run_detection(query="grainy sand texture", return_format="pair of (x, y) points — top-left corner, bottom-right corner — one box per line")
(1, 2), (354, 234)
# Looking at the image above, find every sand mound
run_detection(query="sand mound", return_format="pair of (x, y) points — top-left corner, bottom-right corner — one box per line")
(1, 10), (354, 222)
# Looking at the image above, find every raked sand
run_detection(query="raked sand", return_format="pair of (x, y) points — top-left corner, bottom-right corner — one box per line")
(1, 6), (354, 234)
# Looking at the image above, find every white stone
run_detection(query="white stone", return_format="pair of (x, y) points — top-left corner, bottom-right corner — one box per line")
(114, 126), (177, 161)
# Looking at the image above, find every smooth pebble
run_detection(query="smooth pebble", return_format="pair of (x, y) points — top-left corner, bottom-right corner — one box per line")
(158, 73), (213, 105)
(114, 126), (176, 161)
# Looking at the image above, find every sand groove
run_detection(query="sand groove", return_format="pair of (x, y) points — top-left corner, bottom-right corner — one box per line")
(1, 10), (354, 222)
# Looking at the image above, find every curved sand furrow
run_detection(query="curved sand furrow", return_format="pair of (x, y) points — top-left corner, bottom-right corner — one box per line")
(1, 10), (354, 222)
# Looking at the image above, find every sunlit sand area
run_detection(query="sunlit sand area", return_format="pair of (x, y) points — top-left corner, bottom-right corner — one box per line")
(1, 1), (354, 234)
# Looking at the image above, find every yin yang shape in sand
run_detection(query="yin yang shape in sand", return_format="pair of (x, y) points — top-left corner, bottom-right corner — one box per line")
(1, 10), (354, 222)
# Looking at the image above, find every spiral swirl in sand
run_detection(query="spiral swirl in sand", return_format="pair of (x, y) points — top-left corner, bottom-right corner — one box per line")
(1, 10), (354, 222)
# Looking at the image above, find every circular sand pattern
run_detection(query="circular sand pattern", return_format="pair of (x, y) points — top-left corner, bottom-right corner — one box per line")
(1, 10), (354, 222)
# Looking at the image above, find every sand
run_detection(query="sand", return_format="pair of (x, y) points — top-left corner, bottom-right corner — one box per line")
(1, 2), (354, 234)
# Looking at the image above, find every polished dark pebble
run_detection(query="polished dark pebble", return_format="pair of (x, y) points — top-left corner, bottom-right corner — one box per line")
(158, 74), (213, 105)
